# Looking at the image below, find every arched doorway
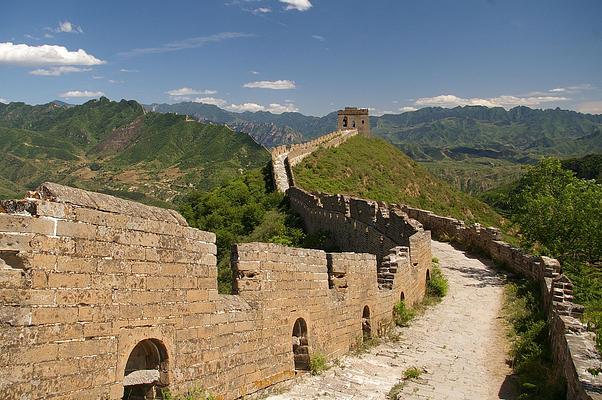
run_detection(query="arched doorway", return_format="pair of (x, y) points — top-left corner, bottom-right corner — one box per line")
(123, 339), (169, 399)
(342, 116), (348, 127)
(292, 318), (309, 371)
(362, 306), (372, 340)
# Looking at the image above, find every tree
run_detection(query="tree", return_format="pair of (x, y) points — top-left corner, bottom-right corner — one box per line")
(510, 158), (602, 264)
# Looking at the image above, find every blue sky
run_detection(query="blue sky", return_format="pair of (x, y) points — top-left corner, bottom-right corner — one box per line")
(1, 0), (601, 115)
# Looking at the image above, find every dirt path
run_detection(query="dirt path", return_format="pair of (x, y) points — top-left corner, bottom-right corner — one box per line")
(264, 240), (514, 400)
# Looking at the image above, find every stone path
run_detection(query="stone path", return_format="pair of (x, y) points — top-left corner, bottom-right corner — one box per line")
(264, 240), (515, 400)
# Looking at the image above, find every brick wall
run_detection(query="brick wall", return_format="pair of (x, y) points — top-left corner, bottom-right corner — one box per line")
(0, 183), (426, 399)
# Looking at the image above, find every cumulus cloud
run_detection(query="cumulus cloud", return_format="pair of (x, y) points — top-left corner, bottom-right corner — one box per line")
(0, 42), (105, 66)
(243, 79), (296, 90)
(399, 106), (418, 112)
(29, 66), (91, 76)
(414, 94), (569, 109)
(280, 0), (312, 11)
(121, 32), (253, 56)
(167, 87), (218, 96)
(0, 98), (8, 104)
(59, 90), (105, 98)
(223, 102), (299, 113)
(253, 7), (272, 13)
(194, 97), (227, 107)
(576, 101), (602, 115)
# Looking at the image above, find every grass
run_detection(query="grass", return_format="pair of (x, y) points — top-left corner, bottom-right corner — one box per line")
(403, 367), (424, 380)
(309, 352), (329, 375)
(502, 279), (566, 400)
(161, 386), (216, 400)
(393, 260), (449, 327)
(293, 135), (505, 228)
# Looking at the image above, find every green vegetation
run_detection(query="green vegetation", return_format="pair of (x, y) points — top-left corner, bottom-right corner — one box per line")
(179, 166), (330, 293)
(161, 386), (216, 400)
(427, 260), (448, 298)
(403, 367), (423, 380)
(393, 300), (416, 327)
(503, 280), (565, 400)
(562, 154), (602, 183)
(293, 135), (505, 228)
(309, 352), (328, 375)
(393, 259), (449, 327)
(491, 158), (602, 351)
(0, 98), (269, 203)
(387, 382), (404, 400)
(374, 105), (602, 193)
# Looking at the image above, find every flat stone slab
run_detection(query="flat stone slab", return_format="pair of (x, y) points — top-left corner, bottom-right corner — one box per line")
(123, 369), (160, 386)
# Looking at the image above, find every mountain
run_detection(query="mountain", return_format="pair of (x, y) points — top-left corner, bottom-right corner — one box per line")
(0, 98), (269, 204)
(373, 106), (602, 192)
(145, 102), (337, 146)
(292, 135), (505, 229)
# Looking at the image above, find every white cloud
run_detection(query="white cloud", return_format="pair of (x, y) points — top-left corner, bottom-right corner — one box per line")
(243, 79), (296, 90)
(225, 102), (298, 113)
(249, 70), (260, 75)
(0, 42), (105, 66)
(121, 32), (253, 56)
(280, 0), (312, 11)
(166, 87), (218, 96)
(576, 101), (602, 115)
(59, 90), (105, 98)
(414, 94), (569, 109)
(399, 106), (418, 112)
(29, 66), (91, 76)
(120, 68), (139, 73)
(548, 84), (592, 94)
(0, 98), (8, 104)
(194, 97), (227, 107)
(92, 75), (104, 80)
(57, 21), (83, 34)
(254, 7), (272, 13)
(312, 35), (325, 42)
(108, 79), (123, 84)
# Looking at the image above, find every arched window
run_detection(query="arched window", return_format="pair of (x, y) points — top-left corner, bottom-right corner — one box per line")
(342, 116), (348, 127)
(361, 119), (365, 125)
(123, 339), (169, 399)
(400, 292), (405, 301)
(362, 306), (372, 340)
(292, 318), (309, 371)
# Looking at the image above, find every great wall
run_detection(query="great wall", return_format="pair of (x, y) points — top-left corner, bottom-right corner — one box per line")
(0, 112), (601, 399)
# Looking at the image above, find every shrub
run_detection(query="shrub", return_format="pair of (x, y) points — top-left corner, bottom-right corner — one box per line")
(427, 264), (448, 298)
(393, 300), (415, 327)
(162, 386), (216, 400)
(387, 382), (404, 399)
(403, 367), (423, 380)
(309, 352), (328, 375)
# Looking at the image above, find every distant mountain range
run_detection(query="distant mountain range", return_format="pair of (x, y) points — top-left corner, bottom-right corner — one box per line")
(147, 102), (602, 192)
(0, 98), (268, 203)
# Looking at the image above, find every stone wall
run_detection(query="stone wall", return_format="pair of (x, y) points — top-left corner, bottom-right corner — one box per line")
(271, 129), (358, 192)
(0, 183), (425, 399)
(401, 205), (602, 400)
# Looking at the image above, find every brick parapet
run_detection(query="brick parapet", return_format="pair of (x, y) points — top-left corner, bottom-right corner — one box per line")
(0, 183), (427, 399)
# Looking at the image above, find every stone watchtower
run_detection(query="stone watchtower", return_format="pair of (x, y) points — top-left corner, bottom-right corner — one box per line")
(337, 107), (370, 135)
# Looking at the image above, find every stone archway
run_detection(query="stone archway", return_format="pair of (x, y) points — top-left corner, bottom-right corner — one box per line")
(123, 338), (169, 399)
(362, 305), (372, 340)
(343, 116), (348, 128)
(292, 318), (310, 371)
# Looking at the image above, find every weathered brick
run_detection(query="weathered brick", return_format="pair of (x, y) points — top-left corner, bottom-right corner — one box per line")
(31, 306), (78, 325)
(47, 273), (91, 288)
(0, 214), (55, 235)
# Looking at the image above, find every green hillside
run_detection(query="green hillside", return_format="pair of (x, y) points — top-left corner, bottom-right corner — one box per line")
(0, 98), (269, 203)
(374, 106), (602, 193)
(293, 135), (505, 228)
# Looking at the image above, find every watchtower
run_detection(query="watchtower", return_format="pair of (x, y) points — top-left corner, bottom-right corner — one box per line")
(337, 107), (370, 135)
